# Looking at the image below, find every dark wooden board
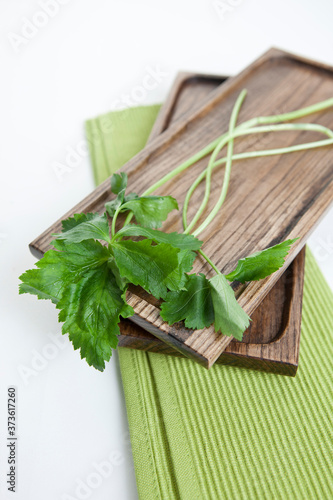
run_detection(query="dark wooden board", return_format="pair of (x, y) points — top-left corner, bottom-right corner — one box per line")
(30, 48), (333, 368)
(118, 71), (305, 376)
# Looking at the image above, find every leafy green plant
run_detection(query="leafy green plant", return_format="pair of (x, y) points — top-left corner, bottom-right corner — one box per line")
(19, 91), (333, 370)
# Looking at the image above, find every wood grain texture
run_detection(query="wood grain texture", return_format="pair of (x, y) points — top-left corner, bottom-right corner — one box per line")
(30, 48), (333, 368)
(148, 72), (229, 142)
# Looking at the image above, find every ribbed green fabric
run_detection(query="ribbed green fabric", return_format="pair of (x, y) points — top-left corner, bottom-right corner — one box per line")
(85, 104), (161, 186)
(86, 105), (333, 500)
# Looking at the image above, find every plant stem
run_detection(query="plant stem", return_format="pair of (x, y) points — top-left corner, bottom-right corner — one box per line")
(123, 212), (133, 227)
(111, 205), (122, 238)
(216, 137), (333, 163)
(198, 249), (221, 275)
(193, 121), (333, 274)
(106, 212), (113, 242)
(122, 136), (231, 227)
(183, 89), (247, 234)
(141, 138), (225, 196)
(142, 97), (333, 198)
(120, 98), (333, 240)
(239, 97), (333, 131)
(182, 122), (333, 233)
(190, 130), (333, 238)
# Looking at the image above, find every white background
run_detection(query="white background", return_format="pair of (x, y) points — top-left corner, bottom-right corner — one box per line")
(1, 1), (333, 499)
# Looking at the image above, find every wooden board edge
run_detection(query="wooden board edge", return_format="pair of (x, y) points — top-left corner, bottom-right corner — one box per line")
(148, 72), (229, 141)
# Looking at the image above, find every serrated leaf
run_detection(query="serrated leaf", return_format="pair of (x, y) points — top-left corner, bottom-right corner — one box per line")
(19, 240), (109, 304)
(160, 274), (215, 329)
(115, 224), (203, 250)
(57, 264), (134, 371)
(112, 239), (180, 299)
(61, 213), (97, 232)
(164, 249), (197, 291)
(105, 173), (177, 228)
(53, 213), (111, 244)
(105, 172), (140, 217)
(225, 238), (298, 283)
(105, 193), (139, 218)
(108, 256), (129, 291)
(19, 238), (133, 371)
(209, 274), (250, 340)
(122, 196), (178, 228)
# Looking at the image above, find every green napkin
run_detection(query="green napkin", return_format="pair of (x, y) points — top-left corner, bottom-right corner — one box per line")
(86, 106), (333, 500)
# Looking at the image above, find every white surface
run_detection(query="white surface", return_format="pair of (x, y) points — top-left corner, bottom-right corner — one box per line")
(1, 1), (333, 499)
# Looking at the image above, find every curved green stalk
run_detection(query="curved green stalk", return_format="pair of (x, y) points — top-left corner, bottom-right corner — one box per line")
(238, 97), (333, 131)
(123, 211), (134, 227)
(122, 134), (230, 228)
(214, 137), (333, 163)
(142, 97), (333, 198)
(122, 98), (333, 235)
(182, 122), (333, 232)
(198, 249), (221, 275)
(191, 137), (333, 239)
(141, 137), (227, 196)
(111, 205), (122, 238)
(183, 89), (247, 234)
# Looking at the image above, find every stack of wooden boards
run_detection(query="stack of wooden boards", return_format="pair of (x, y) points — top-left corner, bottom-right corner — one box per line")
(30, 49), (333, 376)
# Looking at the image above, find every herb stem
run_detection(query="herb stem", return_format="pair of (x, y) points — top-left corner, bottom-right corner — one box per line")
(123, 139), (229, 227)
(239, 97), (333, 130)
(198, 249), (221, 275)
(111, 205), (122, 238)
(142, 97), (333, 198)
(214, 136), (333, 166)
(183, 89), (247, 234)
(120, 99), (333, 238)
(123, 212), (134, 227)
(141, 139), (225, 196)
(189, 128), (333, 237)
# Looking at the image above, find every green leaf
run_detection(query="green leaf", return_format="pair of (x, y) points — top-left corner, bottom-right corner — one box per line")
(57, 264), (133, 371)
(209, 274), (250, 340)
(105, 172), (127, 218)
(53, 213), (111, 244)
(112, 239), (181, 299)
(122, 196), (178, 228)
(105, 193), (139, 217)
(161, 272), (250, 338)
(225, 238), (298, 283)
(114, 224), (203, 250)
(108, 256), (129, 291)
(164, 249), (197, 291)
(61, 213), (97, 232)
(111, 172), (127, 196)
(105, 173), (177, 229)
(160, 274), (215, 329)
(105, 172), (139, 217)
(19, 238), (133, 371)
(19, 240), (109, 304)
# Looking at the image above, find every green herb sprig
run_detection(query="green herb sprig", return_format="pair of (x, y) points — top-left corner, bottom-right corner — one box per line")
(19, 91), (333, 370)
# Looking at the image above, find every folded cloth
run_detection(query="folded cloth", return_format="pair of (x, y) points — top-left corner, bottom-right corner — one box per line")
(86, 105), (333, 500)
(86, 104), (161, 186)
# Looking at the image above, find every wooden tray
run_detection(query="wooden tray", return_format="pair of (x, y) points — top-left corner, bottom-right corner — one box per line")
(30, 48), (333, 368)
(117, 71), (305, 376)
